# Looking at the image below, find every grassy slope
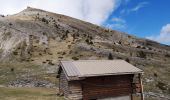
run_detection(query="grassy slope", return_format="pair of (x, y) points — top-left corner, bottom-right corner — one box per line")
(0, 87), (159, 100)
(0, 7), (170, 99)
(0, 87), (64, 100)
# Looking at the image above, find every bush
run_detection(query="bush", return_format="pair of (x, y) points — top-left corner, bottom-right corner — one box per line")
(118, 41), (121, 44)
(136, 46), (141, 48)
(137, 51), (146, 58)
(148, 47), (152, 50)
(58, 56), (63, 59)
(165, 54), (170, 57)
(10, 68), (14, 72)
(142, 46), (146, 49)
(85, 39), (89, 44)
(62, 52), (66, 55)
(61, 32), (68, 40)
(85, 39), (93, 45)
(48, 61), (55, 65)
(41, 18), (48, 24)
(108, 53), (113, 60)
(13, 51), (18, 55)
(153, 72), (158, 77)
(42, 61), (46, 64)
(125, 58), (130, 63)
(156, 81), (167, 90)
(9, 23), (13, 26)
(0, 15), (5, 17)
(72, 57), (79, 60)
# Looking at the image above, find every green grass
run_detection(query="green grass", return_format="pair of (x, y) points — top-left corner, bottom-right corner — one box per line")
(0, 87), (64, 100)
(0, 62), (56, 85)
(0, 87), (159, 100)
(134, 97), (158, 100)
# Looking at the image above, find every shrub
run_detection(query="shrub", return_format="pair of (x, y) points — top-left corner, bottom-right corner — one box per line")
(108, 53), (113, 60)
(48, 61), (55, 65)
(153, 72), (158, 77)
(72, 57), (79, 60)
(137, 51), (146, 58)
(142, 46), (146, 49)
(148, 47), (152, 50)
(68, 45), (71, 49)
(0, 15), (5, 17)
(58, 56), (63, 59)
(165, 54), (170, 57)
(125, 58), (130, 63)
(85, 39), (93, 45)
(39, 53), (42, 56)
(10, 68), (14, 72)
(62, 52), (66, 55)
(89, 36), (93, 40)
(118, 41), (121, 44)
(85, 39), (90, 44)
(48, 53), (53, 55)
(9, 23), (13, 26)
(61, 31), (69, 40)
(116, 57), (122, 59)
(156, 81), (167, 90)
(13, 51), (18, 55)
(136, 46), (141, 48)
(41, 17), (48, 24)
(42, 61), (46, 64)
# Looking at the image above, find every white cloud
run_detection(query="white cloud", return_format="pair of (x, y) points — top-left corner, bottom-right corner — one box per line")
(105, 17), (126, 29)
(106, 23), (126, 29)
(0, 0), (121, 25)
(131, 2), (148, 12)
(112, 17), (126, 23)
(147, 24), (170, 44)
(121, 2), (148, 14)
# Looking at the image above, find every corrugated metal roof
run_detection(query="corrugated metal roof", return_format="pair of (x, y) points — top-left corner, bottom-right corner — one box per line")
(60, 60), (143, 80)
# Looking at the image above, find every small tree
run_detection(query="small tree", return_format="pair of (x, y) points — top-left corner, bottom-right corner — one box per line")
(125, 58), (130, 63)
(138, 51), (146, 58)
(72, 57), (79, 60)
(10, 68), (14, 72)
(108, 53), (113, 60)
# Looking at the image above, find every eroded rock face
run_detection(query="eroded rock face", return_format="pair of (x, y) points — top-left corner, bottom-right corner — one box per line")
(0, 7), (169, 62)
(8, 78), (55, 88)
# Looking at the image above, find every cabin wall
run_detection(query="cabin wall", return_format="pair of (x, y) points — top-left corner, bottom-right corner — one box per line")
(67, 81), (83, 100)
(82, 74), (134, 100)
(59, 70), (69, 97)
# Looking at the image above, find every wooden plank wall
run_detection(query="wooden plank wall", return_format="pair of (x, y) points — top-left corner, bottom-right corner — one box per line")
(82, 74), (134, 100)
(59, 70), (83, 100)
(67, 81), (83, 100)
(59, 70), (69, 97)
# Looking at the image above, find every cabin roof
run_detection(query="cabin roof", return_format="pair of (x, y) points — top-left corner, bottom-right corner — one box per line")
(59, 60), (143, 80)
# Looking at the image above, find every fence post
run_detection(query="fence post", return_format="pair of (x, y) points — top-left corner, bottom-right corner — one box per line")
(139, 73), (144, 100)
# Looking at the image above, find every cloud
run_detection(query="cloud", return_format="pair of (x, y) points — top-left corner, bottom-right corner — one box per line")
(131, 2), (148, 12)
(106, 23), (126, 29)
(121, 2), (148, 14)
(0, 0), (121, 25)
(147, 24), (170, 44)
(105, 17), (126, 29)
(112, 17), (126, 23)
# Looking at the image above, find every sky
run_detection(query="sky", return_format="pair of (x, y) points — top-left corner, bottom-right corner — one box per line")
(0, 0), (170, 45)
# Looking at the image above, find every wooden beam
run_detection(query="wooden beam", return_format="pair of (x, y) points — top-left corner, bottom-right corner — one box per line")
(139, 73), (144, 100)
(131, 94), (133, 100)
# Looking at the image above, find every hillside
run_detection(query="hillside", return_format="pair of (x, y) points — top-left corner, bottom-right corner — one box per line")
(0, 7), (170, 99)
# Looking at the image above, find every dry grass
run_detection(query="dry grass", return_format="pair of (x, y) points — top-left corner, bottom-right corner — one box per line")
(0, 87), (64, 100)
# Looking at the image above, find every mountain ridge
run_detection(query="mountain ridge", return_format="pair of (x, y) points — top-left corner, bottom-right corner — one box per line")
(0, 7), (170, 97)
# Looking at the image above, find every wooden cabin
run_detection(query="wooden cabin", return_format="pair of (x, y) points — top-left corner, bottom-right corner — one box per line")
(57, 60), (144, 100)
